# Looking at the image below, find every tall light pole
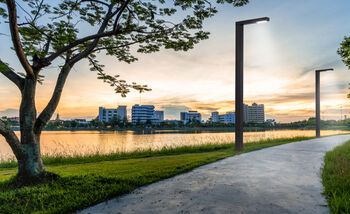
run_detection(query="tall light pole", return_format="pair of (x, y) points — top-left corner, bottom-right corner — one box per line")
(235, 17), (270, 152)
(315, 68), (333, 137)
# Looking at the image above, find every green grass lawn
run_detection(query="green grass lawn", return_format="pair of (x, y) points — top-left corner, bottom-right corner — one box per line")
(0, 137), (313, 214)
(322, 140), (350, 213)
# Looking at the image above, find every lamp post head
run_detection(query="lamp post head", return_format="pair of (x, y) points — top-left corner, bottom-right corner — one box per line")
(316, 68), (334, 73)
(236, 17), (270, 26)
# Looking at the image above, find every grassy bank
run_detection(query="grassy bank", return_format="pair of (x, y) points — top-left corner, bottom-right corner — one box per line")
(322, 140), (350, 213)
(0, 137), (313, 214)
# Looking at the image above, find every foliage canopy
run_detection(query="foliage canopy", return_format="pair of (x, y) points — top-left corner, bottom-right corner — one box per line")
(0, 0), (248, 95)
(338, 36), (350, 70)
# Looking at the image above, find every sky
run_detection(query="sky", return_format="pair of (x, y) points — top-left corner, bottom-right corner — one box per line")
(0, 0), (350, 122)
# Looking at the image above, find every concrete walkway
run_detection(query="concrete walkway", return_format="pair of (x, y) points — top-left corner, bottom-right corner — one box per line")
(79, 135), (350, 214)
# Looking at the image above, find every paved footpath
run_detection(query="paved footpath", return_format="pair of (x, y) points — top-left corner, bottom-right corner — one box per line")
(79, 135), (350, 214)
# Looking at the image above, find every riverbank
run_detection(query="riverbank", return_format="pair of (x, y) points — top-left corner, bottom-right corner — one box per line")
(41, 126), (350, 132)
(0, 137), (313, 214)
(322, 140), (350, 213)
(41, 127), (273, 132)
(2, 130), (348, 163)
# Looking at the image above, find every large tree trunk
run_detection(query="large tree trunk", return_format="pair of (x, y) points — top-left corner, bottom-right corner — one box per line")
(17, 76), (46, 179)
(17, 136), (45, 178)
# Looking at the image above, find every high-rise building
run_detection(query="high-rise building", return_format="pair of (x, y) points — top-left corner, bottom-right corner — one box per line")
(211, 112), (219, 123)
(247, 103), (265, 123)
(243, 104), (249, 122)
(132, 104), (156, 124)
(180, 111), (202, 124)
(154, 110), (164, 122)
(98, 106), (127, 122)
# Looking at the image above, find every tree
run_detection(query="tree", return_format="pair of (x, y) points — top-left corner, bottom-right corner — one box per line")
(338, 37), (350, 98)
(338, 36), (350, 69)
(0, 0), (248, 181)
(110, 115), (120, 128)
(70, 120), (78, 128)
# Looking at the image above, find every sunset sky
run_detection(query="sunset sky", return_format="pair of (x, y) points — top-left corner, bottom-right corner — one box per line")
(1, 0), (350, 122)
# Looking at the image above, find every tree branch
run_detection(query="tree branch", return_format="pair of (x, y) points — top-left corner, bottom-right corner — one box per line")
(45, 30), (115, 63)
(68, 3), (117, 65)
(46, 1), (133, 65)
(81, 0), (109, 7)
(113, 0), (131, 33)
(6, 0), (34, 76)
(0, 60), (24, 90)
(0, 69), (24, 90)
(34, 64), (71, 133)
(0, 119), (23, 160)
(92, 39), (146, 53)
(43, 36), (52, 56)
(32, 0), (45, 22)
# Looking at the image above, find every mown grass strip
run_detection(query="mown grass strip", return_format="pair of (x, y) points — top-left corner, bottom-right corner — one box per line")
(0, 137), (314, 214)
(322, 140), (350, 213)
(0, 136), (314, 169)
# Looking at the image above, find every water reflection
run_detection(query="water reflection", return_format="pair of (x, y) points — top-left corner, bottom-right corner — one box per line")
(0, 129), (348, 162)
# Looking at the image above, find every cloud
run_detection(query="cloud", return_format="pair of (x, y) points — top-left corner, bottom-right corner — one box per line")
(298, 59), (342, 79)
(256, 92), (315, 104)
(151, 96), (198, 106)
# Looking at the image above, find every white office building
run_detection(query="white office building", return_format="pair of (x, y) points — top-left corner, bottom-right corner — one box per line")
(215, 112), (235, 124)
(98, 106), (127, 122)
(154, 110), (164, 122)
(211, 112), (219, 123)
(247, 103), (265, 123)
(243, 104), (249, 122)
(180, 111), (202, 124)
(210, 102), (265, 124)
(132, 104), (157, 124)
(223, 112), (236, 124)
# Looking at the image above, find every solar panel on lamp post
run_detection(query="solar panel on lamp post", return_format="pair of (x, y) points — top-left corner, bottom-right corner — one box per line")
(315, 68), (334, 137)
(235, 17), (270, 152)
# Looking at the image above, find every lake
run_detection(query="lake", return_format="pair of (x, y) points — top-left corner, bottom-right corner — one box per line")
(0, 129), (349, 162)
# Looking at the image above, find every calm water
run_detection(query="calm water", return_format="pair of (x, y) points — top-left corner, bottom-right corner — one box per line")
(0, 129), (349, 162)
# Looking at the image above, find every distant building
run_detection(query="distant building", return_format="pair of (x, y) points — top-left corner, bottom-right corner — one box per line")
(74, 119), (89, 125)
(212, 107), (246, 123)
(132, 104), (157, 124)
(9, 117), (20, 122)
(180, 111), (202, 124)
(223, 112), (236, 124)
(98, 106), (127, 123)
(211, 112), (219, 123)
(210, 103), (265, 124)
(55, 113), (60, 121)
(243, 104), (249, 122)
(266, 119), (275, 123)
(214, 112), (236, 124)
(154, 110), (164, 122)
(247, 103), (265, 123)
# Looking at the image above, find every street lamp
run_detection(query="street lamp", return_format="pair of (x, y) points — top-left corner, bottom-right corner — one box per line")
(235, 17), (270, 152)
(315, 68), (334, 137)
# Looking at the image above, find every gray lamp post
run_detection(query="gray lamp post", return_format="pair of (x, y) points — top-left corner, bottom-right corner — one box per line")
(315, 68), (334, 137)
(235, 17), (270, 152)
